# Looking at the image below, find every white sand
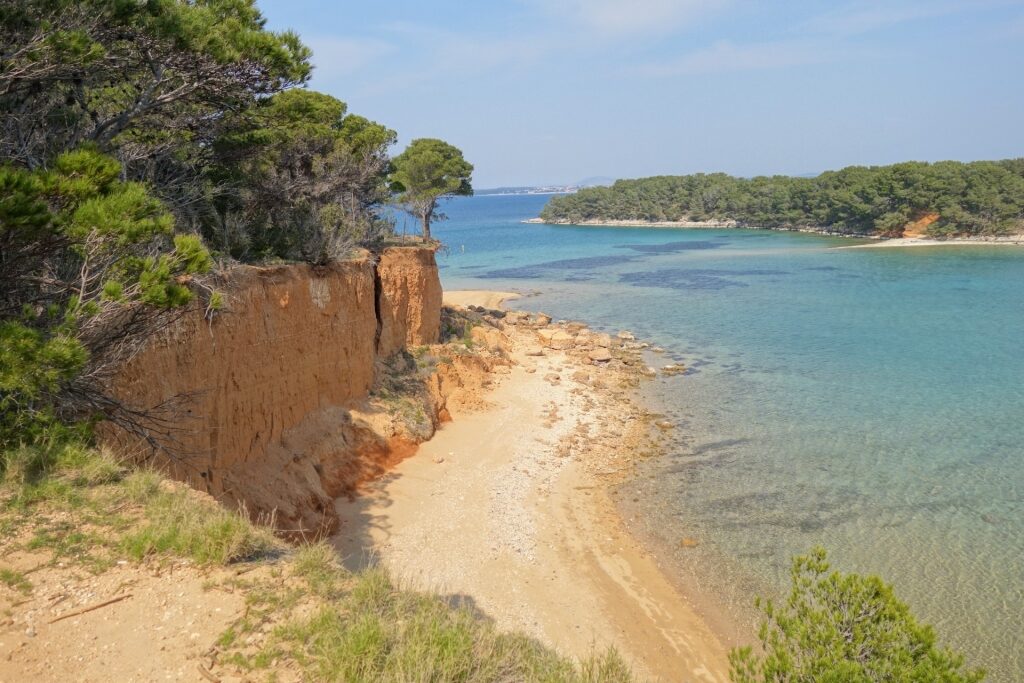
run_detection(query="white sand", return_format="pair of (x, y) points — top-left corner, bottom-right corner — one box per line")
(332, 311), (730, 682)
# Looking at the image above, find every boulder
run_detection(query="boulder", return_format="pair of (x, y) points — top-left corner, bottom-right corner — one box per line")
(588, 348), (612, 363)
(504, 310), (529, 325)
(617, 330), (635, 341)
(549, 330), (575, 350)
(536, 328), (557, 345)
(470, 326), (506, 351)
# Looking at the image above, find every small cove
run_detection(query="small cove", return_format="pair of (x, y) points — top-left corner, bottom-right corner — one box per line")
(434, 194), (1024, 681)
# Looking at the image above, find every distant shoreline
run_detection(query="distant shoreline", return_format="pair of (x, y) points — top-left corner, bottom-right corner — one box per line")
(522, 216), (866, 237)
(522, 217), (1024, 246)
(836, 236), (1024, 248)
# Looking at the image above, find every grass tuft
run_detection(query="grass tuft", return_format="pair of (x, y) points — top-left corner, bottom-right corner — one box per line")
(0, 568), (32, 595)
(121, 490), (279, 565)
(252, 561), (636, 682)
(292, 542), (346, 597)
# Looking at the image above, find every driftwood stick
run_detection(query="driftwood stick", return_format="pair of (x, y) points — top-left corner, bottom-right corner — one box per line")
(48, 593), (133, 624)
(197, 663), (220, 682)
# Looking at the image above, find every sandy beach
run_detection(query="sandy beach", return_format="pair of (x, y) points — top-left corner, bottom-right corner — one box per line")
(523, 218), (739, 229)
(332, 290), (731, 682)
(834, 235), (1024, 249)
(440, 289), (521, 309)
(525, 218), (1024, 247)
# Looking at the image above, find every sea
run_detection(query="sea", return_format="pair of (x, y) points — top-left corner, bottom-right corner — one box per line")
(422, 193), (1024, 681)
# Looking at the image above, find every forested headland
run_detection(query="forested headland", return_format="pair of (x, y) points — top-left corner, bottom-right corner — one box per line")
(540, 160), (1024, 237)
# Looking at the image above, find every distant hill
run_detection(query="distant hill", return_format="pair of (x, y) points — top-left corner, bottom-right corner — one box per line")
(539, 159), (1024, 238)
(474, 185), (577, 196)
(475, 177), (616, 196)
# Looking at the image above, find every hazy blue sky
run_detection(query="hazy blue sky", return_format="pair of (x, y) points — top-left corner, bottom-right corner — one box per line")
(257, 0), (1024, 188)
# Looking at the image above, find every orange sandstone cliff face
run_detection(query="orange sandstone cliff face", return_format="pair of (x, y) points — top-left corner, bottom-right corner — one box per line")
(107, 246), (446, 537)
(375, 246), (443, 357)
(902, 211), (941, 238)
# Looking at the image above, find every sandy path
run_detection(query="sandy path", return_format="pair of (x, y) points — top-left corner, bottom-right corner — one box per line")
(0, 557), (243, 683)
(332, 324), (730, 681)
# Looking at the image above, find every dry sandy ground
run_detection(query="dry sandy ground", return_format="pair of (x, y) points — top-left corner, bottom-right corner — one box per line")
(333, 294), (730, 682)
(0, 555), (244, 683)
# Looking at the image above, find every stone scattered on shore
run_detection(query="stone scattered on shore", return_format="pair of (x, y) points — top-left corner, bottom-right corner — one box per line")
(460, 300), (685, 407)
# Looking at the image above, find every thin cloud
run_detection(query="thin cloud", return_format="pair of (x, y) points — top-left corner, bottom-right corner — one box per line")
(531, 0), (730, 36)
(305, 37), (396, 82)
(635, 40), (831, 77)
(345, 25), (556, 99)
(802, 0), (1015, 35)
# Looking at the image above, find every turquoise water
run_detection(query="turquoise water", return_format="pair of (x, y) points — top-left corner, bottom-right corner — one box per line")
(432, 194), (1024, 681)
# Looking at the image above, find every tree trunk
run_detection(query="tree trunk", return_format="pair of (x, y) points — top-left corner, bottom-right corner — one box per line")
(420, 207), (432, 241)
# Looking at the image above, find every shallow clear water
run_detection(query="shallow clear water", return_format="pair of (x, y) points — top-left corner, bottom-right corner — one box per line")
(433, 194), (1024, 681)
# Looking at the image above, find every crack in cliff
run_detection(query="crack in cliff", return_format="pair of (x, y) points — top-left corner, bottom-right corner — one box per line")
(109, 248), (444, 540)
(372, 256), (384, 354)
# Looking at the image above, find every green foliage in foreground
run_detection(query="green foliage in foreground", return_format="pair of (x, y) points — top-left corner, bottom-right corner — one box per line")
(729, 547), (985, 683)
(0, 149), (212, 452)
(541, 160), (1024, 237)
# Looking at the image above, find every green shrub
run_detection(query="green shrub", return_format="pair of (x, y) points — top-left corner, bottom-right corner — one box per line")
(729, 547), (985, 683)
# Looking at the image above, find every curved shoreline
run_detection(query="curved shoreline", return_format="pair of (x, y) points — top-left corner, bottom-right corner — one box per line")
(523, 217), (1024, 247)
(333, 290), (732, 681)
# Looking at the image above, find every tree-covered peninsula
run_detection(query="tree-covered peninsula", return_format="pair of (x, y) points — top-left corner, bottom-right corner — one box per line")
(540, 159), (1024, 237)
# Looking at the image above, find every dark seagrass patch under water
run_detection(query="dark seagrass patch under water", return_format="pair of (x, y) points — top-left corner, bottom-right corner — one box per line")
(620, 267), (790, 290)
(616, 240), (725, 254)
(481, 254), (639, 279)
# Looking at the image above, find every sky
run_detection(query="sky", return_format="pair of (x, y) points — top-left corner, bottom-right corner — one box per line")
(256, 0), (1024, 188)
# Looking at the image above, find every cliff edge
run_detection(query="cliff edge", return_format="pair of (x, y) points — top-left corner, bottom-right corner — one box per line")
(106, 246), (462, 537)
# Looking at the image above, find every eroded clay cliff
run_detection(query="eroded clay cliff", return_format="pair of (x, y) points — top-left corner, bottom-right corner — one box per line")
(107, 246), (454, 537)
